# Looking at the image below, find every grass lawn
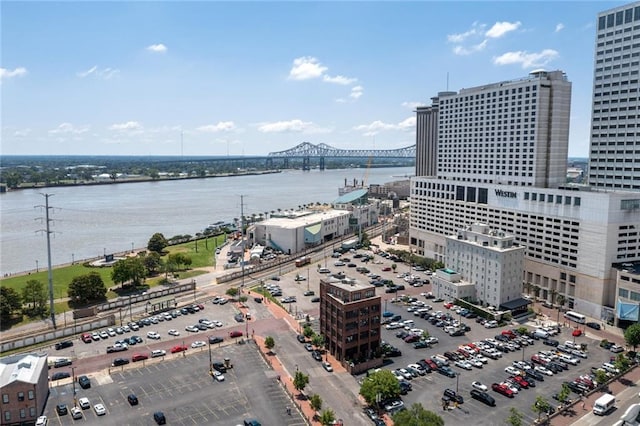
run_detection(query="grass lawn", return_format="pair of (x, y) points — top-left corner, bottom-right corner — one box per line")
(0, 235), (226, 299)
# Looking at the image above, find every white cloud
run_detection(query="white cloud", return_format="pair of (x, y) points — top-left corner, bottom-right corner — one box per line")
(493, 49), (559, 68)
(13, 128), (32, 137)
(322, 74), (357, 85)
(288, 56), (327, 80)
(353, 117), (415, 136)
(196, 121), (236, 133)
(48, 122), (90, 135)
(109, 121), (143, 131)
(256, 119), (331, 134)
(77, 65), (120, 80)
(555, 23), (565, 33)
(402, 101), (427, 109)
(447, 22), (485, 43)
(349, 85), (363, 99)
(0, 67), (28, 81)
(485, 21), (521, 38)
(147, 43), (168, 53)
(453, 40), (488, 56)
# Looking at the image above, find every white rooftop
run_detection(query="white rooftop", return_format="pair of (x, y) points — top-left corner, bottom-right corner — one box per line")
(0, 353), (47, 387)
(261, 209), (349, 230)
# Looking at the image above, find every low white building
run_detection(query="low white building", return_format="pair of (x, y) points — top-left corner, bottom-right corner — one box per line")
(252, 210), (351, 255)
(433, 224), (526, 311)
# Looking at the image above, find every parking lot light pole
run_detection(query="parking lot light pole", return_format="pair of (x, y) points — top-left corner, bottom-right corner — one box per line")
(522, 345), (526, 362)
(208, 341), (213, 376)
(455, 372), (459, 393)
(72, 367), (77, 407)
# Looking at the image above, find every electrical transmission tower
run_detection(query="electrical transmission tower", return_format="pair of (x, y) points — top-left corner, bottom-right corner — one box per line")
(36, 193), (57, 329)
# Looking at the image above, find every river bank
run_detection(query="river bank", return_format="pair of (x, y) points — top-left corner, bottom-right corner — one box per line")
(2, 169), (282, 192)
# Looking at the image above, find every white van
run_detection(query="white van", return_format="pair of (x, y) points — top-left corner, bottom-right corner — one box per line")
(593, 393), (615, 415)
(533, 329), (550, 339)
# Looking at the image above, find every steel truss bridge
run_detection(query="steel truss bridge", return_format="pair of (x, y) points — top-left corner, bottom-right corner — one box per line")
(267, 142), (416, 170)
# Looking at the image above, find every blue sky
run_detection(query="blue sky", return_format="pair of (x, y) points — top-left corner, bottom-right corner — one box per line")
(1, 1), (630, 157)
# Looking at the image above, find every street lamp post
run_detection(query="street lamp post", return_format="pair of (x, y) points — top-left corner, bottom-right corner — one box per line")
(455, 372), (460, 393)
(208, 340), (213, 376)
(72, 367), (77, 407)
(522, 345), (526, 362)
(36, 260), (39, 272)
(71, 253), (74, 264)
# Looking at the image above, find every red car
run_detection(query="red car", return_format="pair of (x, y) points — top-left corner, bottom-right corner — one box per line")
(425, 359), (438, 370)
(510, 375), (529, 389)
(170, 345), (188, 354)
(132, 353), (149, 362)
(572, 329), (582, 337)
(491, 383), (514, 398)
(81, 333), (92, 343)
(382, 267), (391, 271)
(229, 331), (243, 338)
(196, 304), (205, 310)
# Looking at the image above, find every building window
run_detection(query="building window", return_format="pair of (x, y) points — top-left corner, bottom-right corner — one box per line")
(17, 392), (24, 401)
(4, 412), (10, 422)
(619, 288), (629, 298)
(2, 395), (7, 403)
(28, 390), (34, 400)
(19, 408), (25, 419)
(574, 197), (581, 206)
(29, 407), (36, 417)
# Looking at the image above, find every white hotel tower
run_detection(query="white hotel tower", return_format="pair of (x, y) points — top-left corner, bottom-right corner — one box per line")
(410, 4), (640, 324)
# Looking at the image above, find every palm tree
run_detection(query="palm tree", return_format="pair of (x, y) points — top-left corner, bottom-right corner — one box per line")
(555, 294), (566, 326)
(549, 289), (557, 307)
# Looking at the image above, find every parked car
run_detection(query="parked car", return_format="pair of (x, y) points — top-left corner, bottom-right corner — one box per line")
(56, 404), (68, 415)
(470, 389), (496, 406)
(112, 357), (130, 367)
(51, 372), (70, 381)
(77, 375), (91, 389)
(151, 349), (166, 358)
(94, 403), (106, 416)
(230, 331), (243, 338)
(54, 340), (73, 350)
(491, 383), (514, 398)
(127, 394), (139, 405)
(153, 411), (166, 425)
(586, 321), (601, 330)
(209, 336), (224, 344)
(443, 389), (464, 404)
(53, 358), (72, 368)
(472, 381), (488, 391)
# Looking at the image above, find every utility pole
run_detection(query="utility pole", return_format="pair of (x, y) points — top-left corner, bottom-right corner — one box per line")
(37, 193), (57, 329)
(240, 195), (245, 296)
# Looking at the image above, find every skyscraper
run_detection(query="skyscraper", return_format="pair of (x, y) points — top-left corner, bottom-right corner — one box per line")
(410, 3), (640, 324)
(588, 2), (640, 190)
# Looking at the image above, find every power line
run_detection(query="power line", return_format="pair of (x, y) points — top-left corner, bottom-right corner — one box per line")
(35, 193), (57, 329)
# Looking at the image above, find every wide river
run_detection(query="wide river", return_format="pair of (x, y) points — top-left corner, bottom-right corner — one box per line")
(0, 167), (412, 275)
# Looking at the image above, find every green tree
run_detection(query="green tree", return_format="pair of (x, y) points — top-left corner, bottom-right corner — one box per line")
(293, 370), (309, 395)
(624, 323), (640, 350)
(143, 251), (162, 275)
(303, 325), (315, 339)
(614, 353), (631, 372)
(68, 272), (107, 304)
(309, 394), (323, 418)
(506, 407), (524, 426)
(22, 279), (48, 317)
(359, 370), (401, 406)
(594, 369), (608, 387)
(391, 264), (397, 272)
(167, 253), (191, 271)
(0, 287), (23, 320)
(532, 396), (552, 421)
(312, 334), (325, 350)
(226, 288), (239, 297)
(392, 403), (444, 426)
(238, 295), (248, 303)
(147, 232), (168, 253)
(111, 257), (146, 287)
(557, 383), (571, 404)
(318, 409), (336, 426)
(264, 336), (275, 353)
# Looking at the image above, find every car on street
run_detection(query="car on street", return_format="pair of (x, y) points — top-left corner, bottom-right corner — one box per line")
(230, 330), (243, 338)
(170, 345), (188, 354)
(472, 381), (488, 391)
(112, 357), (130, 366)
(312, 350), (322, 361)
(304, 290), (315, 296)
(586, 321), (601, 330)
(168, 329), (180, 336)
(51, 372), (70, 381)
(53, 358), (72, 368)
(132, 353), (149, 362)
(94, 404), (106, 416)
(311, 297), (320, 302)
(304, 343), (313, 351)
(209, 336), (224, 344)
(191, 340), (206, 348)
(151, 349), (166, 358)
(322, 361), (333, 372)
(147, 331), (161, 340)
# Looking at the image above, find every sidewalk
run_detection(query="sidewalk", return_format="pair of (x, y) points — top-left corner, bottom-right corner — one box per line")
(550, 364), (640, 426)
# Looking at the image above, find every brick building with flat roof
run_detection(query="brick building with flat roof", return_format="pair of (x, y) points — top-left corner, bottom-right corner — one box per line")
(319, 276), (382, 374)
(0, 353), (48, 425)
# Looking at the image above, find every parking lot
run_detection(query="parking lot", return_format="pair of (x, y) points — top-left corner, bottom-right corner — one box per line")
(44, 342), (306, 425)
(374, 298), (619, 425)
